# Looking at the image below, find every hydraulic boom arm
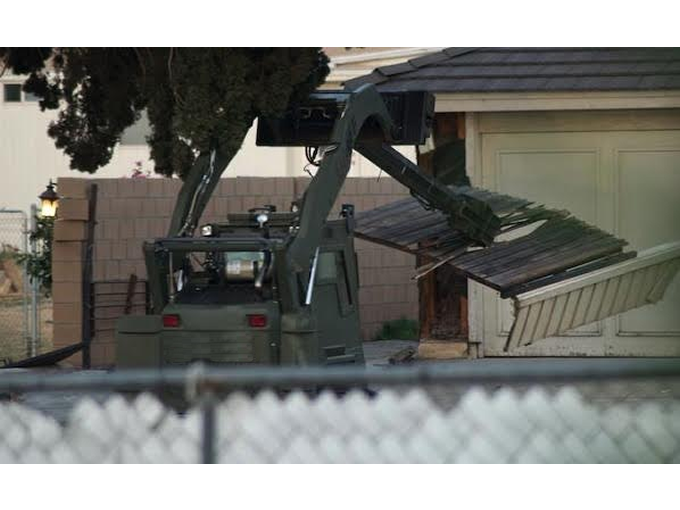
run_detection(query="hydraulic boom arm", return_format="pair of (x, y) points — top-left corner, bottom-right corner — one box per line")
(285, 85), (393, 273)
(164, 84), (501, 311)
(355, 143), (500, 245)
(278, 84), (500, 309)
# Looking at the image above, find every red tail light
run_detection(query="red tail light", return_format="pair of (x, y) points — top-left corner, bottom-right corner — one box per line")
(247, 314), (267, 328)
(162, 314), (181, 328)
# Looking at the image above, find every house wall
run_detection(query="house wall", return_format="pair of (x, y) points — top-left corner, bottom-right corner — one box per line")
(466, 108), (680, 357)
(52, 176), (418, 367)
(0, 79), (148, 215)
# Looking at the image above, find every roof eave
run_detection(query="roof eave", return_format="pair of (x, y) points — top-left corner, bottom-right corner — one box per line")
(434, 89), (680, 112)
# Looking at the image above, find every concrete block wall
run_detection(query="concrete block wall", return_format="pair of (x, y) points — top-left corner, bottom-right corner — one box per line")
(53, 176), (418, 367)
(51, 179), (89, 365)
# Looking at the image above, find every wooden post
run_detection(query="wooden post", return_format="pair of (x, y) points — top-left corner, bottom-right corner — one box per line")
(415, 149), (437, 341)
(81, 184), (98, 369)
(124, 273), (139, 315)
(416, 112), (471, 359)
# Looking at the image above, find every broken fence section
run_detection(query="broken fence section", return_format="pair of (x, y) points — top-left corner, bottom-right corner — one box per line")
(355, 186), (631, 296)
(507, 241), (680, 351)
(355, 187), (680, 349)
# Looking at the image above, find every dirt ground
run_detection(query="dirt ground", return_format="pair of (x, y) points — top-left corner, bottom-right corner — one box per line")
(0, 295), (53, 363)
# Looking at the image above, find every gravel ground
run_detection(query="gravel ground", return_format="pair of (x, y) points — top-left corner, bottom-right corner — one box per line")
(366, 340), (680, 411)
(0, 296), (53, 362)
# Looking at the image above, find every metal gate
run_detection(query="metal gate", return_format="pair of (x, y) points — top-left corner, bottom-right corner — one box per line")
(0, 209), (30, 363)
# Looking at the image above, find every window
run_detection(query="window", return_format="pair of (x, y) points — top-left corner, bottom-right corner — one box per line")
(316, 252), (338, 282)
(24, 91), (40, 102)
(2, 83), (40, 103)
(3, 84), (22, 102)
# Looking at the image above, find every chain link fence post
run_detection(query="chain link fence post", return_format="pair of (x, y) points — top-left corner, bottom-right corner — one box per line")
(29, 204), (40, 357)
(201, 392), (217, 464)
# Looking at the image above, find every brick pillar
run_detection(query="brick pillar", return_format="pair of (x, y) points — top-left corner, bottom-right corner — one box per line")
(52, 178), (91, 367)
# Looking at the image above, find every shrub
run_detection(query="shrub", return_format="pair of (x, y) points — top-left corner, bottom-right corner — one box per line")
(374, 317), (419, 341)
(16, 215), (53, 295)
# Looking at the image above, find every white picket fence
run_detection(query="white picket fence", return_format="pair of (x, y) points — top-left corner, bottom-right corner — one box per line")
(1, 387), (680, 463)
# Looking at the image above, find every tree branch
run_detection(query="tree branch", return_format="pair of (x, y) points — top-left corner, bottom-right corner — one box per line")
(133, 47), (147, 87)
(167, 47), (184, 107)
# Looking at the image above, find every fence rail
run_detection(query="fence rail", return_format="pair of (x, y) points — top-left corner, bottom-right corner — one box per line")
(2, 358), (680, 393)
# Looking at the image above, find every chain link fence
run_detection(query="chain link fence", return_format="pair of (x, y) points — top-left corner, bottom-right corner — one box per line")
(0, 210), (29, 363)
(2, 387), (680, 463)
(2, 361), (680, 463)
(0, 208), (50, 365)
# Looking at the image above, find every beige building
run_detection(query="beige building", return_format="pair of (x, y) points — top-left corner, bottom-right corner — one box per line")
(0, 48), (434, 215)
(349, 47), (680, 357)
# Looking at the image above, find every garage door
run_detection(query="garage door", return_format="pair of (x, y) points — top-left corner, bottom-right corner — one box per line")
(475, 115), (680, 356)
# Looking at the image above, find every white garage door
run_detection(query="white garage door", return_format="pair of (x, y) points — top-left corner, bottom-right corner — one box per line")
(474, 112), (680, 356)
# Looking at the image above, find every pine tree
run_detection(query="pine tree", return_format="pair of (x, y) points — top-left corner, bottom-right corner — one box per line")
(0, 48), (329, 179)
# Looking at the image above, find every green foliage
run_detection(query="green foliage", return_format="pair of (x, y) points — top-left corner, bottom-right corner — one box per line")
(0, 48), (329, 179)
(374, 317), (419, 341)
(16, 216), (54, 295)
(0, 245), (18, 262)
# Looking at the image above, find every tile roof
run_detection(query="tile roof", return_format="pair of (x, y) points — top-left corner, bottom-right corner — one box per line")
(345, 47), (680, 93)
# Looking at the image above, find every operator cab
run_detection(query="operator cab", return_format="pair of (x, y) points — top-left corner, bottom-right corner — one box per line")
(172, 248), (274, 305)
(170, 205), (290, 305)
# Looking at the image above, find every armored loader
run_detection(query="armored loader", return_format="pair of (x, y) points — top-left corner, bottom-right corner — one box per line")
(117, 207), (366, 367)
(116, 84), (501, 368)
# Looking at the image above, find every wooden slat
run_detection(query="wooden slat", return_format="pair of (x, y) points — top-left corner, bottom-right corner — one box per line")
(532, 297), (555, 342)
(356, 199), (432, 233)
(354, 231), (418, 256)
(522, 301), (544, 345)
(471, 227), (601, 278)
(623, 268), (646, 311)
(506, 306), (530, 351)
(545, 293), (569, 338)
(648, 260), (680, 302)
(358, 208), (435, 236)
(584, 280), (607, 325)
(450, 223), (574, 273)
(480, 230), (612, 283)
(597, 277), (621, 321)
(501, 251), (636, 299)
(355, 185), (630, 296)
(452, 217), (586, 270)
(489, 234), (619, 284)
(386, 219), (451, 245)
(572, 284), (595, 327)
(491, 237), (626, 289)
(366, 209), (442, 239)
(422, 231), (468, 253)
